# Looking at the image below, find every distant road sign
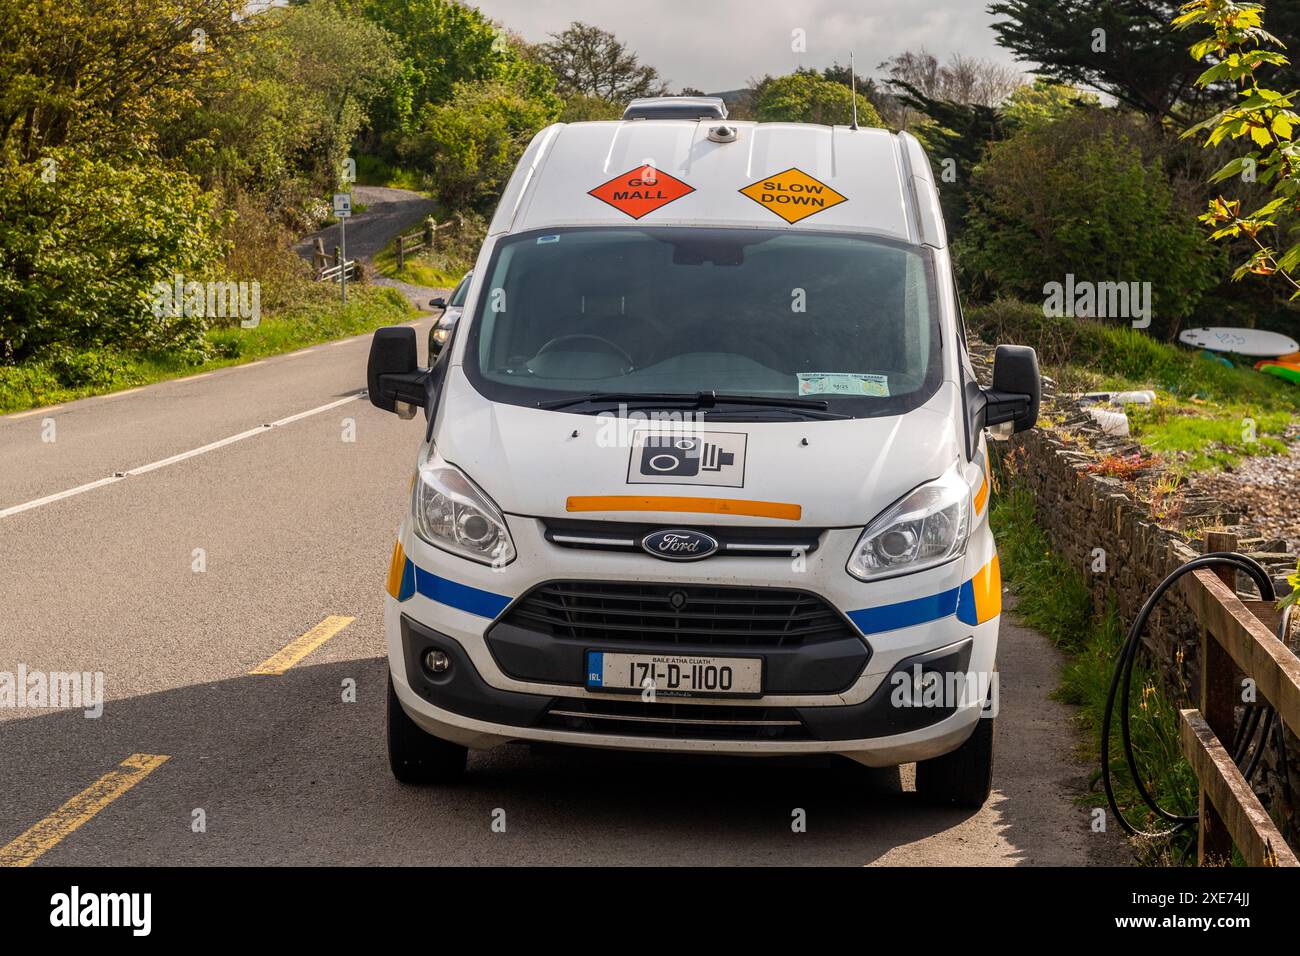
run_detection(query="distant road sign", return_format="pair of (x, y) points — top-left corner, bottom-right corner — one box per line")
(333, 193), (352, 218)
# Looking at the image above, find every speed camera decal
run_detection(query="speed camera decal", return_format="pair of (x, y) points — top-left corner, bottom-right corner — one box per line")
(628, 431), (747, 488)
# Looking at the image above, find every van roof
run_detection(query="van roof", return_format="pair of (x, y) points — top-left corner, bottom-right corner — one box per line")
(489, 119), (947, 248)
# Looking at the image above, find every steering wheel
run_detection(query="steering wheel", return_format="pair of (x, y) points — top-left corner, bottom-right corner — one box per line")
(536, 334), (635, 370)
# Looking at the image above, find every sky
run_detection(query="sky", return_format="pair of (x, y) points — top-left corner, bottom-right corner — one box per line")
(468, 0), (1028, 93)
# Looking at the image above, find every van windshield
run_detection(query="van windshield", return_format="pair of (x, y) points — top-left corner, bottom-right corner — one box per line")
(464, 227), (942, 419)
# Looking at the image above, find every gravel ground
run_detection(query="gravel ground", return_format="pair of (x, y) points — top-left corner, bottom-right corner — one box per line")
(1190, 425), (1300, 552)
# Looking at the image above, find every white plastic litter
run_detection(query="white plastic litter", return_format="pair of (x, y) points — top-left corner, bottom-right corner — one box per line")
(1110, 390), (1155, 406)
(1087, 406), (1130, 436)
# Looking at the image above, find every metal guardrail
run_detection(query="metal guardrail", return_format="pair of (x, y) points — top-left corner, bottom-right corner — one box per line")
(1178, 530), (1300, 866)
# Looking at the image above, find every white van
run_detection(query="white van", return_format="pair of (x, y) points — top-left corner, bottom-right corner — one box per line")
(368, 97), (1039, 807)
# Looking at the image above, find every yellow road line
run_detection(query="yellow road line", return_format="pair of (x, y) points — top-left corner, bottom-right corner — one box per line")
(0, 753), (169, 867)
(250, 615), (354, 675)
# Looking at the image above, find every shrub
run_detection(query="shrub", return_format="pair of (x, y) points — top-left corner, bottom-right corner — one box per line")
(401, 79), (560, 212)
(967, 299), (1293, 410)
(959, 111), (1221, 333)
(0, 150), (227, 364)
(755, 72), (883, 127)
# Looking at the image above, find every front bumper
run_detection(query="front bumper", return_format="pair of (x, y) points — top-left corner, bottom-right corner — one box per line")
(385, 516), (1001, 765)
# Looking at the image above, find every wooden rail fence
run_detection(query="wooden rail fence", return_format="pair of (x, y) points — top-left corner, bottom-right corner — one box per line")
(1178, 530), (1300, 866)
(395, 216), (460, 270)
(311, 238), (357, 283)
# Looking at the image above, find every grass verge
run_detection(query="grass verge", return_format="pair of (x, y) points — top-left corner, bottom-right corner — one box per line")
(0, 284), (417, 415)
(970, 300), (1298, 473)
(991, 471), (1198, 864)
(353, 154), (427, 192)
(372, 238), (466, 288)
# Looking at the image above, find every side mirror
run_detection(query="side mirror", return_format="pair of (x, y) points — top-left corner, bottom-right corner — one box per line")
(430, 297), (447, 311)
(367, 327), (429, 418)
(984, 344), (1040, 433)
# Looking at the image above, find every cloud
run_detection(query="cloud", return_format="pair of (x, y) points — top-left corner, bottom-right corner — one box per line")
(470, 0), (1025, 93)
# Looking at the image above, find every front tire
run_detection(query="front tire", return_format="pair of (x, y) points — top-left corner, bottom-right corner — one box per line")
(387, 670), (467, 784)
(915, 715), (994, 808)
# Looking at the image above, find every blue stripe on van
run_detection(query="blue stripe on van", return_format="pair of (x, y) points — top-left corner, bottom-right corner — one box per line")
(412, 565), (512, 619)
(955, 579), (979, 626)
(847, 586), (962, 635)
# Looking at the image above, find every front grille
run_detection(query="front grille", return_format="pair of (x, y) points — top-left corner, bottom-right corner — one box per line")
(543, 518), (820, 558)
(497, 581), (855, 648)
(541, 698), (810, 740)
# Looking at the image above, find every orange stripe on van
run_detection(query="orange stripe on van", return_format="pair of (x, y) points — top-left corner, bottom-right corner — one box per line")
(566, 495), (802, 521)
(386, 541), (407, 600)
(972, 555), (1001, 624)
(974, 472), (989, 515)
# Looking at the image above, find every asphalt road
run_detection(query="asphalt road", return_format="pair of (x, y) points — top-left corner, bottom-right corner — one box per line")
(297, 185), (438, 264)
(0, 328), (1123, 866)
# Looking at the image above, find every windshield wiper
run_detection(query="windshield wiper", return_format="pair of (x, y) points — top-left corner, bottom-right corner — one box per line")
(536, 390), (832, 412)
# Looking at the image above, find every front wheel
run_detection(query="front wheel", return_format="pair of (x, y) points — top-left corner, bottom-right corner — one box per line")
(387, 670), (467, 784)
(915, 715), (994, 808)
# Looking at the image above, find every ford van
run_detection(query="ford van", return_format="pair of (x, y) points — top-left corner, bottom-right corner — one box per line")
(368, 96), (1040, 807)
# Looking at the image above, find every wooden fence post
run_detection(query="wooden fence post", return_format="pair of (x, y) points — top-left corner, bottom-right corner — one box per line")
(1199, 530), (1239, 865)
(396, 235), (405, 270)
(312, 238), (326, 277)
(424, 217), (435, 250)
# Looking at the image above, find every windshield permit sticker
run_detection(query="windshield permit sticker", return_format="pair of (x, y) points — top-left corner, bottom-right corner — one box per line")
(588, 166), (695, 220)
(627, 430), (747, 488)
(797, 372), (890, 397)
(739, 168), (847, 223)
(537, 235), (560, 244)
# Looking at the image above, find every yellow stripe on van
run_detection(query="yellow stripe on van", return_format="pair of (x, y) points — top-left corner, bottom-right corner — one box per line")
(974, 472), (989, 515)
(971, 555), (1001, 624)
(386, 540), (407, 600)
(566, 495), (802, 521)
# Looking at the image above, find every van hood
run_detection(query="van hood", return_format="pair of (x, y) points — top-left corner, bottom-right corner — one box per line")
(433, 367), (963, 528)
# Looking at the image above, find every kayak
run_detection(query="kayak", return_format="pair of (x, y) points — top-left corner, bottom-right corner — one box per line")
(1257, 360), (1300, 384)
(1180, 326), (1300, 357)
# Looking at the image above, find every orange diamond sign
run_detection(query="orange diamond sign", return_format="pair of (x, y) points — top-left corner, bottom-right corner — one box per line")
(588, 166), (694, 220)
(739, 168), (847, 223)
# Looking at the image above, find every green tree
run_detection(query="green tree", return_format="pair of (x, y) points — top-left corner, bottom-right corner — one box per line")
(359, 0), (556, 141)
(887, 82), (1010, 230)
(0, 151), (227, 363)
(754, 71), (883, 126)
(1177, 0), (1300, 293)
(536, 22), (668, 102)
(959, 111), (1220, 330)
(402, 79), (560, 211)
(161, 1), (400, 198)
(0, 0), (250, 163)
(557, 94), (626, 123)
(1000, 78), (1101, 128)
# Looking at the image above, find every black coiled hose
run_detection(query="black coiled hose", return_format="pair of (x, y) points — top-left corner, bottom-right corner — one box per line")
(1100, 551), (1284, 841)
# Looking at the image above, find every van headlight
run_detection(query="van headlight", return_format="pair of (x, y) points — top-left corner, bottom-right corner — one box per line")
(413, 448), (516, 566)
(846, 468), (971, 580)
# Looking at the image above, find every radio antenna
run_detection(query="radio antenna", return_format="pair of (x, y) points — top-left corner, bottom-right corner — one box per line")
(850, 52), (859, 130)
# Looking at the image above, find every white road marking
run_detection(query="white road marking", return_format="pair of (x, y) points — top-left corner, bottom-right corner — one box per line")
(0, 393), (363, 520)
(5, 405), (63, 420)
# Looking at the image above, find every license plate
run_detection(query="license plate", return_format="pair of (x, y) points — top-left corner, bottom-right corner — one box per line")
(585, 651), (762, 698)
